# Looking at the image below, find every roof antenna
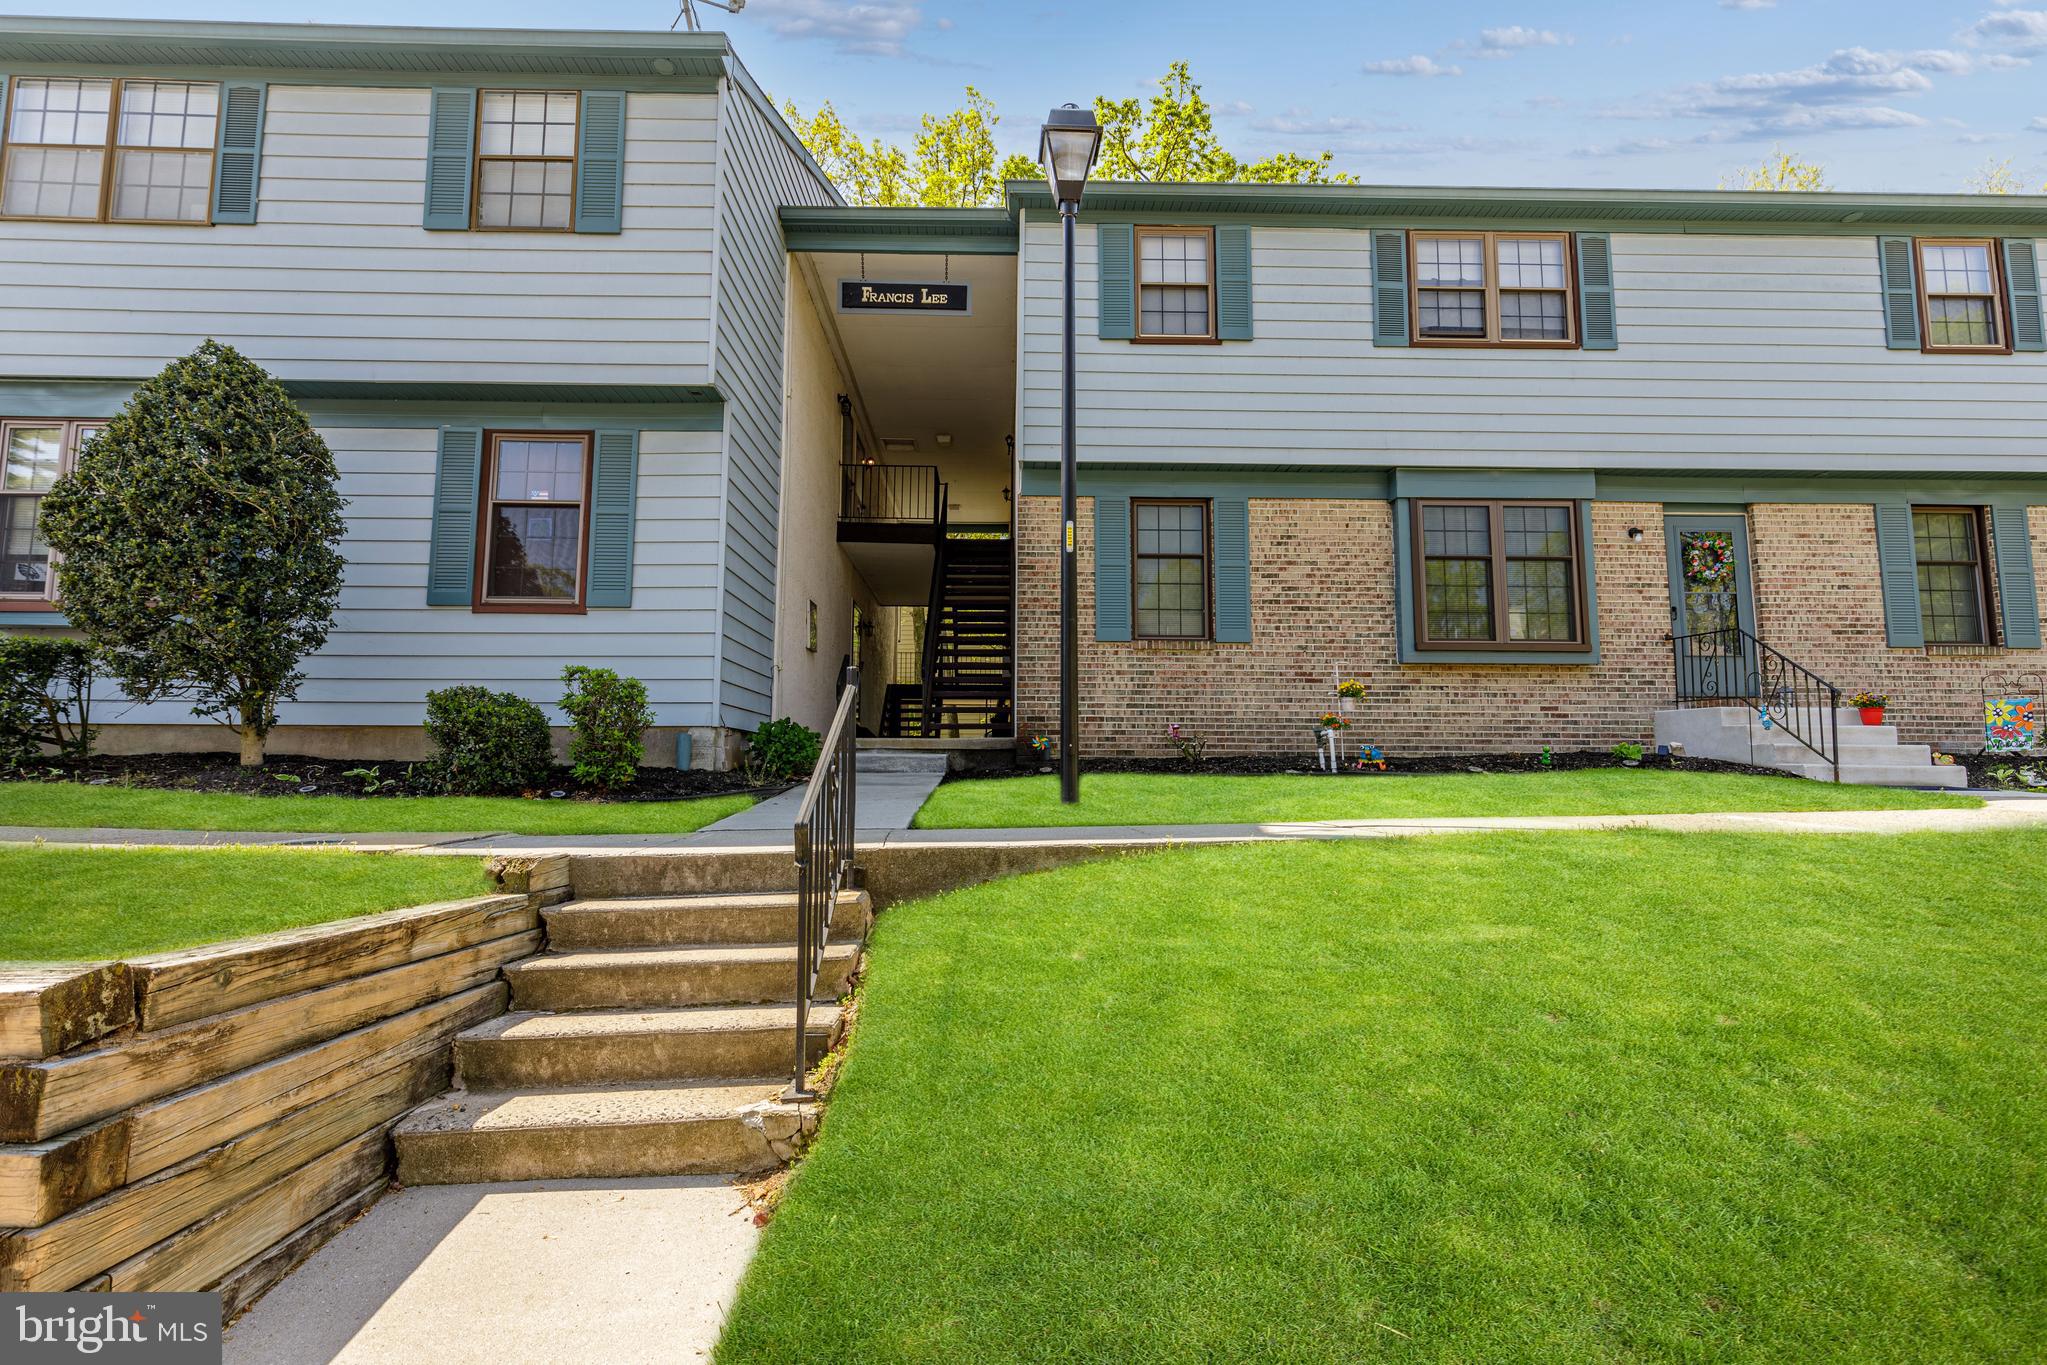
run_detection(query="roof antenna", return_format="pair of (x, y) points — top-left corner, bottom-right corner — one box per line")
(674, 0), (747, 32)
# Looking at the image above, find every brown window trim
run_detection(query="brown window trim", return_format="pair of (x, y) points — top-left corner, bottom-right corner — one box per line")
(1914, 238), (2013, 356)
(1132, 225), (1220, 345)
(470, 89), (580, 235)
(1131, 497), (1212, 641)
(1410, 498), (1591, 652)
(1408, 229), (1580, 350)
(472, 429), (594, 614)
(1, 418), (104, 605)
(1911, 504), (1998, 646)
(0, 77), (219, 227)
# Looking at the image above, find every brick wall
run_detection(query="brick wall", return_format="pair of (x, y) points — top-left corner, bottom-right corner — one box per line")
(1015, 496), (2047, 758)
(1747, 503), (2047, 747)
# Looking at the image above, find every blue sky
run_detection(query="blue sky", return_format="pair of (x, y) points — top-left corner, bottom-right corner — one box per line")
(22, 1), (2047, 191)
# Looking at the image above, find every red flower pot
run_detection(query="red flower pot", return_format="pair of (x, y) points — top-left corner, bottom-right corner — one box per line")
(1858, 705), (1885, 726)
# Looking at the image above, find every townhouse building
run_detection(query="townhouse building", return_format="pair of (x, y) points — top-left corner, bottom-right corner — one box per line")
(5, 18), (2045, 776)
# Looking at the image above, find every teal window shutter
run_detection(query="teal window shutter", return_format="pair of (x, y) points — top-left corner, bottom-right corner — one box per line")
(1877, 236), (1921, 350)
(575, 90), (626, 235)
(1991, 505), (2042, 649)
(1216, 225), (1253, 340)
(210, 80), (266, 225)
(1093, 494), (1131, 641)
(423, 87), (477, 231)
(1097, 223), (1135, 340)
(1872, 503), (1924, 647)
(1213, 497), (1251, 642)
(585, 430), (640, 607)
(1371, 228), (1409, 347)
(2003, 239), (2044, 353)
(1576, 232), (1618, 350)
(426, 427), (484, 606)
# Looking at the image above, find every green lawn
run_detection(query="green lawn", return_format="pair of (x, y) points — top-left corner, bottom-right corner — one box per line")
(0, 846), (493, 960)
(719, 831), (2047, 1364)
(0, 782), (754, 835)
(911, 769), (1980, 828)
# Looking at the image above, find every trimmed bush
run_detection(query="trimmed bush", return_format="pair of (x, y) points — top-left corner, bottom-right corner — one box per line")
(0, 637), (96, 768)
(559, 665), (654, 791)
(749, 717), (823, 782)
(422, 686), (553, 795)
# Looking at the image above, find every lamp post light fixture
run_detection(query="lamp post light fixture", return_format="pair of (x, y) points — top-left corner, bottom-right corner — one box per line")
(1039, 103), (1101, 805)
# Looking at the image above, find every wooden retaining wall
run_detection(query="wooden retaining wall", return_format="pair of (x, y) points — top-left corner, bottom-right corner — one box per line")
(0, 854), (565, 1315)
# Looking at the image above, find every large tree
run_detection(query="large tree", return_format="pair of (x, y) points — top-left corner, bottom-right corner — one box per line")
(40, 340), (348, 765)
(785, 64), (1352, 207)
(1719, 148), (1830, 192)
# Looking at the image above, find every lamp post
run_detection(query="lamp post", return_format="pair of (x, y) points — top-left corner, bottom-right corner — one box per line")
(1039, 103), (1100, 805)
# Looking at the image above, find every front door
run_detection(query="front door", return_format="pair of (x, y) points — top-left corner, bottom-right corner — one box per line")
(1666, 515), (1756, 700)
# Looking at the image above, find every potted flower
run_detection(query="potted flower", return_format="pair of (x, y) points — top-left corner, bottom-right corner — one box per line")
(1335, 677), (1367, 715)
(1848, 691), (1888, 727)
(1315, 712), (1350, 736)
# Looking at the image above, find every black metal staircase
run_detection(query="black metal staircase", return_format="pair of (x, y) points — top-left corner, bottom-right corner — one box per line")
(919, 538), (1014, 737)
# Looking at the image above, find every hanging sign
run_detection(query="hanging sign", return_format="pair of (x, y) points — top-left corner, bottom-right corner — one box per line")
(838, 280), (971, 314)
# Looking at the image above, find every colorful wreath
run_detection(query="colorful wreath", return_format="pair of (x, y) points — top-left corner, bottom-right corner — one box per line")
(1683, 536), (1736, 588)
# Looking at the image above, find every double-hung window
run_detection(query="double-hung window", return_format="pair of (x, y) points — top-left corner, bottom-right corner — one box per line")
(1912, 508), (1992, 644)
(1136, 227), (1215, 341)
(475, 91), (578, 232)
(1411, 231), (1576, 346)
(1413, 499), (1587, 650)
(2, 420), (102, 604)
(2, 78), (218, 223)
(478, 432), (591, 610)
(1916, 240), (2006, 353)
(1132, 499), (1210, 639)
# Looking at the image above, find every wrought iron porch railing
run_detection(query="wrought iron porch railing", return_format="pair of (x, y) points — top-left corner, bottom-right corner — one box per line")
(841, 463), (942, 524)
(789, 665), (859, 1099)
(1668, 623), (1842, 782)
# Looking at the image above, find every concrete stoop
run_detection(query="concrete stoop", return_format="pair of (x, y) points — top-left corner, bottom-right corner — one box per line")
(393, 887), (869, 1185)
(1653, 707), (1969, 788)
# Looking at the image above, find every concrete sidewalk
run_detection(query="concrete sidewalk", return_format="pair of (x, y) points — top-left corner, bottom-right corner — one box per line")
(7, 793), (2046, 857)
(223, 1177), (758, 1365)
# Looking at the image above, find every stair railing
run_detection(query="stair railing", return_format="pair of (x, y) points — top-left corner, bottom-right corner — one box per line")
(1668, 623), (1842, 782)
(789, 665), (859, 1099)
(916, 490), (950, 737)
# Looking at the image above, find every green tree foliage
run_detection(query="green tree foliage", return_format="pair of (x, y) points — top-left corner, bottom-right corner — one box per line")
(559, 664), (654, 790)
(39, 341), (347, 766)
(785, 64), (1352, 206)
(1095, 62), (1353, 185)
(1719, 148), (1830, 192)
(1963, 158), (2045, 195)
(0, 636), (96, 767)
(422, 685), (555, 795)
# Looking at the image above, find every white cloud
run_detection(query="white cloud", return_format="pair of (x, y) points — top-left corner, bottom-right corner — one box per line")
(1720, 0), (1776, 9)
(2031, 115), (2047, 131)
(1964, 8), (2047, 54)
(1251, 113), (1414, 136)
(1478, 25), (1568, 53)
(1363, 55), (1463, 77)
(756, 0), (925, 57)
(1624, 46), (1969, 138)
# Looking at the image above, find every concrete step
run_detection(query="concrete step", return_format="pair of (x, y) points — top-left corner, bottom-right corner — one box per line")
(393, 1079), (810, 1183)
(1749, 739), (1934, 767)
(504, 942), (861, 1012)
(1780, 760), (1971, 788)
(857, 749), (951, 774)
(456, 1003), (840, 1088)
(544, 890), (870, 949)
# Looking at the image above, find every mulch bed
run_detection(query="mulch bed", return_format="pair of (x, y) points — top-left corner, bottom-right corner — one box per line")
(9, 751), (779, 803)
(955, 750), (1800, 782)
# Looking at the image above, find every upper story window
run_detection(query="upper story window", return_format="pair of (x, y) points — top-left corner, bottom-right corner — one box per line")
(475, 91), (578, 232)
(2, 78), (218, 224)
(2, 420), (102, 603)
(1413, 499), (1586, 649)
(1137, 227), (1215, 341)
(478, 431), (591, 611)
(1412, 231), (1577, 347)
(1917, 240), (2006, 353)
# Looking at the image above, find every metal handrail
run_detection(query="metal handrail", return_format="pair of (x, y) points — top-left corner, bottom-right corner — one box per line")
(916, 490), (950, 736)
(789, 666), (859, 1099)
(841, 463), (942, 524)
(1669, 623), (1842, 782)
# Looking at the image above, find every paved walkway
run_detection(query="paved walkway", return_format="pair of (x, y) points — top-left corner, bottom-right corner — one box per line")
(7, 793), (2046, 856)
(223, 1177), (757, 1365)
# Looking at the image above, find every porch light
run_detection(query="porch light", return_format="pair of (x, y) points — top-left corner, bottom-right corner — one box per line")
(1038, 104), (1101, 208)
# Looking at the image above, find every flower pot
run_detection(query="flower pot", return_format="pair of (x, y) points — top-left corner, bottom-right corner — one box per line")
(1338, 697), (1356, 715)
(1858, 705), (1885, 726)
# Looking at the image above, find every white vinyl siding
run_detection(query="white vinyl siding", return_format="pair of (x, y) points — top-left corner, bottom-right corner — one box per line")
(1020, 223), (2047, 473)
(0, 85), (719, 385)
(93, 424), (726, 730)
